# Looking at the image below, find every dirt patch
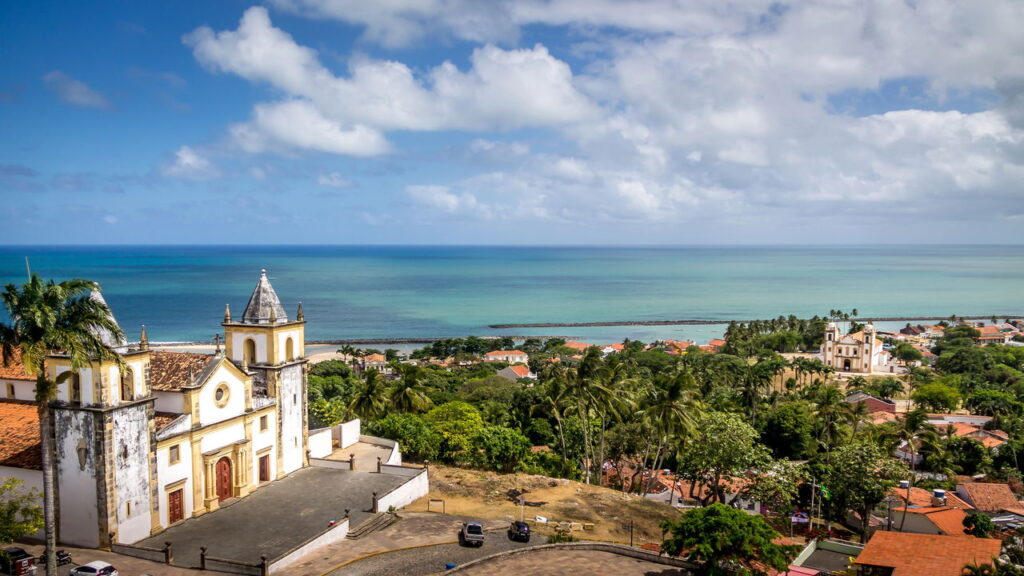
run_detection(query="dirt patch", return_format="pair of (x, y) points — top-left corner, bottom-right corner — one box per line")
(406, 465), (681, 547)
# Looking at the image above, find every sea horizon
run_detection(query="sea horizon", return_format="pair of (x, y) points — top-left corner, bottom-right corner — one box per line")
(2, 244), (1022, 346)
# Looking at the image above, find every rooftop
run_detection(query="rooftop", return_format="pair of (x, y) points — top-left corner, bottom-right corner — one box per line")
(0, 400), (41, 470)
(855, 532), (1000, 576)
(149, 351), (215, 391)
(957, 482), (1020, 512)
(241, 269), (288, 325)
(0, 349), (33, 381)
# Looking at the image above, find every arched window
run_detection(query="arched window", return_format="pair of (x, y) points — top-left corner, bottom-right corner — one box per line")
(69, 373), (81, 404)
(121, 368), (133, 402)
(285, 338), (295, 362)
(244, 339), (256, 366)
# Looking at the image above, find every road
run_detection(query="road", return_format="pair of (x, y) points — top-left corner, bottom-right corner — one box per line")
(329, 532), (546, 576)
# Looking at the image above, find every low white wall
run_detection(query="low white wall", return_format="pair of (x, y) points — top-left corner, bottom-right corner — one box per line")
(338, 419), (361, 449)
(309, 458), (352, 471)
(308, 428), (333, 459)
(270, 518), (349, 573)
(375, 468), (429, 512)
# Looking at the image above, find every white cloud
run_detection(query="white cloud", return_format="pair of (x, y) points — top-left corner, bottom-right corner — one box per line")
(42, 71), (110, 108)
(317, 171), (351, 188)
(406, 185), (492, 219)
(162, 146), (220, 179)
(184, 7), (595, 157)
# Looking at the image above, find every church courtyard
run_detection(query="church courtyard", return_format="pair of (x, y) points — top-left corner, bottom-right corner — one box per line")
(136, 466), (406, 569)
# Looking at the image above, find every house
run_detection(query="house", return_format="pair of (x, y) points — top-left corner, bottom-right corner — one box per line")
(889, 486), (972, 511)
(956, 482), (1021, 514)
(484, 350), (529, 364)
(496, 365), (536, 381)
(854, 532), (1000, 576)
(844, 391), (897, 414)
(976, 325), (1009, 345)
(821, 323), (895, 374)
(562, 341), (594, 352)
(661, 339), (696, 354)
(598, 343), (624, 355)
(900, 324), (927, 337)
(0, 271), (310, 547)
(887, 505), (968, 535)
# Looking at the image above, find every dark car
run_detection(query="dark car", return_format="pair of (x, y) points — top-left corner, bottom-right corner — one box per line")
(0, 547), (37, 576)
(507, 521), (530, 542)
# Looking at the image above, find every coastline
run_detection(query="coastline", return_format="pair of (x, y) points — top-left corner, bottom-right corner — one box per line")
(488, 314), (1020, 329)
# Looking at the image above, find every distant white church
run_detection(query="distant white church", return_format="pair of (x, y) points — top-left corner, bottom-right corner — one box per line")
(821, 322), (894, 374)
(0, 271), (311, 547)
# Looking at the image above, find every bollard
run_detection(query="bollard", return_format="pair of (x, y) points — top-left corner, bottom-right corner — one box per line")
(163, 542), (173, 565)
(200, 546), (207, 570)
(345, 508), (351, 519)
(372, 491), (379, 513)
(261, 555), (269, 576)
(377, 456), (382, 473)
(350, 453), (356, 470)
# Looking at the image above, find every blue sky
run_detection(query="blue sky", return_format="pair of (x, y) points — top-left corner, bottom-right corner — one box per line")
(2, 1), (1023, 245)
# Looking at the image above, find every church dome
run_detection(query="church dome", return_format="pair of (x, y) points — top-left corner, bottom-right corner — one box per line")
(242, 270), (288, 324)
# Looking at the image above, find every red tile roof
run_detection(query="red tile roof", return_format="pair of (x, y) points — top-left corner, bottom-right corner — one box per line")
(508, 365), (531, 377)
(889, 487), (972, 510)
(0, 400), (41, 470)
(957, 482), (1019, 512)
(855, 532), (1000, 576)
(0, 349), (34, 381)
(486, 350), (527, 356)
(562, 341), (593, 351)
(149, 351), (213, 391)
(891, 506), (968, 535)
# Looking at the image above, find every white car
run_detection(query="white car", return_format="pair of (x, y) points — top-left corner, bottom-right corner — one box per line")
(70, 561), (118, 576)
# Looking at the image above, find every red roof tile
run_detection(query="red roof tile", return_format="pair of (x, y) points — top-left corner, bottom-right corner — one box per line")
(856, 532), (1000, 576)
(0, 349), (34, 381)
(957, 482), (1019, 512)
(889, 487), (972, 510)
(0, 400), (41, 470)
(149, 351), (213, 391)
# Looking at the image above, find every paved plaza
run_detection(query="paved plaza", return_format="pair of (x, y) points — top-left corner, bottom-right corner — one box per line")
(137, 466), (405, 568)
(455, 549), (692, 576)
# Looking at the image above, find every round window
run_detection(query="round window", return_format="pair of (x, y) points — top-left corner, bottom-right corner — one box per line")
(214, 383), (230, 407)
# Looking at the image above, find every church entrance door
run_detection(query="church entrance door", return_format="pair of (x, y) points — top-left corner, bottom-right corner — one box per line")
(843, 359), (851, 371)
(168, 489), (184, 524)
(216, 457), (232, 502)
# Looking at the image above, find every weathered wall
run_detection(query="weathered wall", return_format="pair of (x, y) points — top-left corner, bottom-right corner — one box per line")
(54, 408), (100, 547)
(278, 365), (304, 475)
(112, 403), (154, 543)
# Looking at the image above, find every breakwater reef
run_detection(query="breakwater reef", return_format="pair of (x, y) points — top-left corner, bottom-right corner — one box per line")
(488, 315), (1021, 329)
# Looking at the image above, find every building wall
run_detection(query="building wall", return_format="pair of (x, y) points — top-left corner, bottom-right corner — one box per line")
(0, 466), (43, 540)
(54, 408), (101, 547)
(196, 365), (248, 428)
(229, 331), (268, 364)
(1, 379), (34, 401)
(279, 364), (305, 475)
(275, 328), (304, 363)
(111, 403), (154, 543)
(154, 390), (185, 413)
(156, 439), (194, 527)
(250, 410), (277, 485)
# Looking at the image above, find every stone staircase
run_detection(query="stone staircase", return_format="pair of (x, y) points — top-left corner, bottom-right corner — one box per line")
(347, 513), (396, 539)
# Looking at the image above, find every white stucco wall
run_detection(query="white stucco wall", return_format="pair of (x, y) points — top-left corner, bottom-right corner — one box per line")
(338, 419), (361, 449)
(275, 328), (304, 362)
(200, 422), (246, 453)
(1, 378), (35, 401)
(230, 332), (268, 364)
(156, 441), (194, 528)
(279, 365), (304, 475)
(54, 365), (93, 404)
(153, 391), (186, 414)
(251, 412), (278, 485)
(54, 409), (100, 547)
(197, 364), (247, 427)
(308, 428), (332, 459)
(376, 468), (429, 512)
(112, 404), (154, 544)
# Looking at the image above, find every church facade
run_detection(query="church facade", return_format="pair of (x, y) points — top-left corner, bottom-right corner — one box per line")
(0, 271), (310, 547)
(821, 322), (893, 374)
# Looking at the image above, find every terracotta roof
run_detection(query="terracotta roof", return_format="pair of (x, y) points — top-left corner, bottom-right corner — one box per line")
(149, 351), (214, 391)
(890, 486), (972, 510)
(508, 365), (531, 377)
(892, 506), (967, 535)
(855, 532), (1000, 576)
(154, 412), (181, 432)
(0, 349), (34, 381)
(485, 350), (526, 357)
(957, 482), (1019, 512)
(0, 400), (41, 470)
(562, 341), (593, 351)
(363, 353), (386, 363)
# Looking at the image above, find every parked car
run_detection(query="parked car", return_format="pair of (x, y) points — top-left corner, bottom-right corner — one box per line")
(70, 561), (118, 576)
(0, 547), (36, 575)
(507, 521), (530, 542)
(460, 522), (485, 547)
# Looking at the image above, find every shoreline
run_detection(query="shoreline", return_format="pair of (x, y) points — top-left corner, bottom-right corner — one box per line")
(487, 314), (1020, 329)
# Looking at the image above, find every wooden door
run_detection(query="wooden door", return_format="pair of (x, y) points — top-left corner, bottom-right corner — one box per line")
(168, 489), (184, 524)
(259, 455), (270, 483)
(216, 457), (232, 502)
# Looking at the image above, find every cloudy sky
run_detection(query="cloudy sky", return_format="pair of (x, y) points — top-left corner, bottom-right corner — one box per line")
(2, 1), (1023, 244)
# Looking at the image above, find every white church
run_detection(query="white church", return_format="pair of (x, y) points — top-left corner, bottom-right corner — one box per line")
(0, 271), (313, 547)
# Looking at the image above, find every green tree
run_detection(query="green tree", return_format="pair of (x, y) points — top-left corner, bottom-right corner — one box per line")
(348, 369), (388, 420)
(760, 402), (815, 459)
(0, 478), (43, 545)
(472, 426), (532, 473)
(367, 413), (439, 462)
(309, 397), (349, 428)
(892, 342), (923, 368)
(660, 503), (797, 576)
(425, 401), (485, 463)
(963, 512), (996, 538)
(824, 440), (909, 537)
(912, 382), (961, 412)
(1, 276), (126, 574)
(389, 365), (434, 413)
(677, 412), (770, 505)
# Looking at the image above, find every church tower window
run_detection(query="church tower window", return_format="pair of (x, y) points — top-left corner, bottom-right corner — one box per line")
(244, 339), (256, 366)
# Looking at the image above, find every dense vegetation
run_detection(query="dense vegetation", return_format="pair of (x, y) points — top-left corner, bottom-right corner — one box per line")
(307, 316), (1024, 542)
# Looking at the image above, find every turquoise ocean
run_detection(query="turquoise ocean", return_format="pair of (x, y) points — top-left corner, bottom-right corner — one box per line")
(0, 245), (1021, 346)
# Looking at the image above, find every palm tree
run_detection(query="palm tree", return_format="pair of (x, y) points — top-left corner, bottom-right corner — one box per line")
(389, 365), (433, 413)
(1, 275), (125, 575)
(885, 409), (937, 531)
(349, 368), (388, 420)
(639, 368), (698, 493)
